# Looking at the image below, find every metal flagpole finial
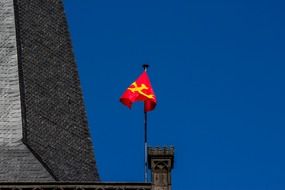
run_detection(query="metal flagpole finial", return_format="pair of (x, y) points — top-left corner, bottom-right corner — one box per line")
(142, 64), (149, 72)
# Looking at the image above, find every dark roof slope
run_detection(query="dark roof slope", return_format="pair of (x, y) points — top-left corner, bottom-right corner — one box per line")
(14, 0), (99, 181)
(0, 142), (54, 182)
(0, 0), (53, 182)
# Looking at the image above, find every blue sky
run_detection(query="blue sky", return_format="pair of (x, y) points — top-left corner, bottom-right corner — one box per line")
(64, 0), (285, 189)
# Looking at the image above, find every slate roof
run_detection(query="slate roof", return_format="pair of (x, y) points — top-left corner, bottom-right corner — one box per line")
(0, 0), (54, 182)
(0, 0), (99, 181)
(0, 142), (54, 181)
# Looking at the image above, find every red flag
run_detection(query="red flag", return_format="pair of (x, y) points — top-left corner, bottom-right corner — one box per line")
(120, 71), (157, 112)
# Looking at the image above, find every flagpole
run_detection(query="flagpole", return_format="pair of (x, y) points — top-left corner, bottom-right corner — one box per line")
(143, 64), (149, 182)
(144, 111), (148, 182)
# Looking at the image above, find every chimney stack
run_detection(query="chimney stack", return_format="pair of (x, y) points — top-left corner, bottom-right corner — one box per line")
(148, 147), (174, 190)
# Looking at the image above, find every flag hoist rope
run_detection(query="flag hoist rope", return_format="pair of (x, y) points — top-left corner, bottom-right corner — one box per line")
(143, 64), (149, 182)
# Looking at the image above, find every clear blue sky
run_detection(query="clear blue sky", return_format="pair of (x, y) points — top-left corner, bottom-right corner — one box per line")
(64, 0), (285, 189)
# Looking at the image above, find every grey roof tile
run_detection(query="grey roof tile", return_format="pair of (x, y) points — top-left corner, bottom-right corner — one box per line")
(0, 142), (54, 181)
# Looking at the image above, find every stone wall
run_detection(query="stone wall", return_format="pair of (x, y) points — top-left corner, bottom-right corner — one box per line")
(0, 182), (152, 190)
